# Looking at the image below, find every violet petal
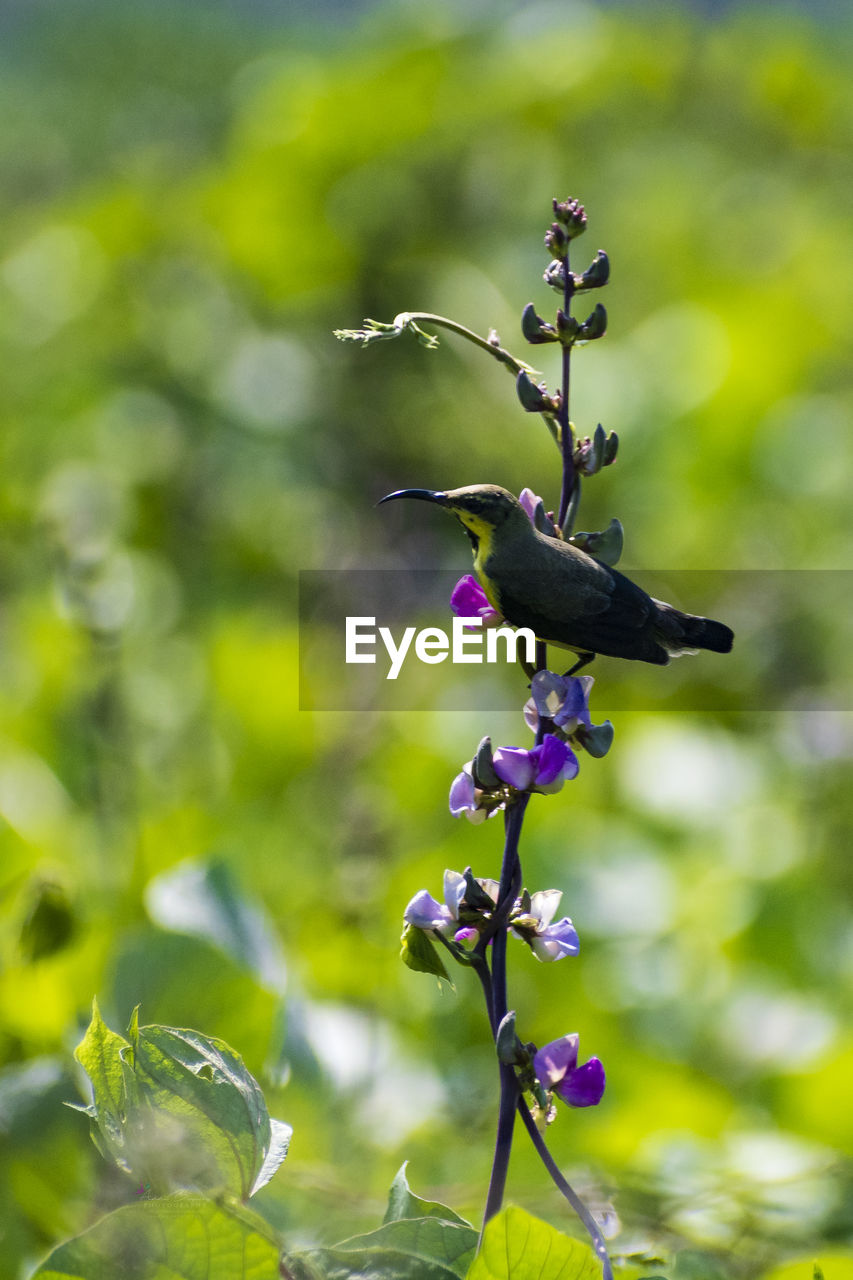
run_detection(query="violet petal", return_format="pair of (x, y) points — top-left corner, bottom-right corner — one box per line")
(533, 734), (570, 785)
(493, 746), (536, 791)
(529, 917), (580, 961)
(557, 1057), (606, 1108)
(449, 769), (476, 816)
(404, 890), (448, 931)
(450, 574), (494, 620)
(533, 1033), (579, 1088)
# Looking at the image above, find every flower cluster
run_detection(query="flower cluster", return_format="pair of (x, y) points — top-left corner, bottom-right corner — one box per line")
(404, 870), (579, 963)
(450, 733), (579, 823)
(524, 669), (614, 760)
(449, 673), (612, 822)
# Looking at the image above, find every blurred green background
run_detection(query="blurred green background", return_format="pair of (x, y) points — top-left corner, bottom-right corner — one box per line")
(1, 1), (852, 1276)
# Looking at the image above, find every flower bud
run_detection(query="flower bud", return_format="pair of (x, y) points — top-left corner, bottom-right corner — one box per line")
(556, 309), (580, 346)
(462, 867), (498, 912)
(543, 259), (568, 292)
(573, 424), (604, 476)
(521, 302), (558, 345)
(544, 222), (569, 260)
(552, 198), (587, 238)
(472, 737), (500, 789)
(519, 488), (558, 538)
(516, 369), (554, 413)
(568, 517), (623, 566)
(575, 720), (615, 759)
(496, 1011), (524, 1064)
(574, 249), (610, 292)
(579, 303), (607, 341)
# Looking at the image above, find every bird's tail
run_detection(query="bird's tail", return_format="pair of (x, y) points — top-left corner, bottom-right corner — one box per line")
(653, 600), (734, 656)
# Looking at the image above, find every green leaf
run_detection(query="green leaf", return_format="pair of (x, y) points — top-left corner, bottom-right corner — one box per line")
(400, 924), (452, 986)
(73, 1000), (134, 1172)
(286, 1228), (474, 1280)
(73, 1007), (290, 1199)
(384, 1162), (472, 1227)
(466, 1207), (602, 1280)
(128, 1021), (272, 1199)
(338, 1218), (476, 1272)
(286, 1169), (476, 1280)
(30, 1195), (281, 1280)
(251, 1117), (293, 1196)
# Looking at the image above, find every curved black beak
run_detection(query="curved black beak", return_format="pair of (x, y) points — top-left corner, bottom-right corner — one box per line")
(378, 488), (449, 506)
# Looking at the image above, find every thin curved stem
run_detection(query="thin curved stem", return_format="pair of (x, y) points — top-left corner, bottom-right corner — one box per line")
(403, 313), (560, 451)
(517, 1097), (613, 1280)
(395, 312), (536, 377)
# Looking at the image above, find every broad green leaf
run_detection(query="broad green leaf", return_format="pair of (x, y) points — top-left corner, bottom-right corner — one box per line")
(285, 1242), (465, 1280)
(286, 1173), (477, 1280)
(73, 1007), (289, 1199)
(30, 1195), (281, 1280)
(335, 1218), (477, 1274)
(127, 1020), (271, 1199)
(384, 1162), (472, 1227)
(466, 1206), (602, 1280)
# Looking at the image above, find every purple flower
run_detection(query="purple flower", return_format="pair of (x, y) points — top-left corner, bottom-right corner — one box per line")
(492, 734), (578, 794)
(404, 871), (499, 942)
(525, 671), (593, 733)
(518, 488), (541, 523)
(533, 1034), (605, 1108)
(450, 575), (502, 627)
(404, 889), (453, 934)
(403, 870), (466, 937)
(511, 889), (579, 962)
(518, 488), (558, 536)
(449, 765), (491, 824)
(524, 670), (614, 758)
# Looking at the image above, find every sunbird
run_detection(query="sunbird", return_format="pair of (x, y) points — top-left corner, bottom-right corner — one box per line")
(379, 484), (733, 667)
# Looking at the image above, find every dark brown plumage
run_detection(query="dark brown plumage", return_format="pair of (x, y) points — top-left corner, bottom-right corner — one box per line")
(380, 484), (733, 666)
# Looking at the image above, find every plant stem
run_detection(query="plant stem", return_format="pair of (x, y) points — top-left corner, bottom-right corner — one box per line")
(490, 799), (528, 1025)
(405, 312), (560, 450)
(557, 257), (576, 532)
(517, 1098), (613, 1280)
(398, 312), (536, 376)
(477, 796), (529, 1239)
(473, 906), (613, 1272)
(480, 1062), (520, 1242)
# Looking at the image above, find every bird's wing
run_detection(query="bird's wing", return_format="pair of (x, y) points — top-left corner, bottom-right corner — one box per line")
(493, 538), (665, 660)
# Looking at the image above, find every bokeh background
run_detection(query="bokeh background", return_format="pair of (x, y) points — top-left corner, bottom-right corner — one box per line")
(1, 1), (852, 1276)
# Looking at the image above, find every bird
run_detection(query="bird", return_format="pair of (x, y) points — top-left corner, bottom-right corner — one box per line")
(379, 483), (733, 667)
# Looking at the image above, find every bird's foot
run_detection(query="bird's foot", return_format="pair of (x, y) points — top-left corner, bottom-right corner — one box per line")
(563, 652), (595, 677)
